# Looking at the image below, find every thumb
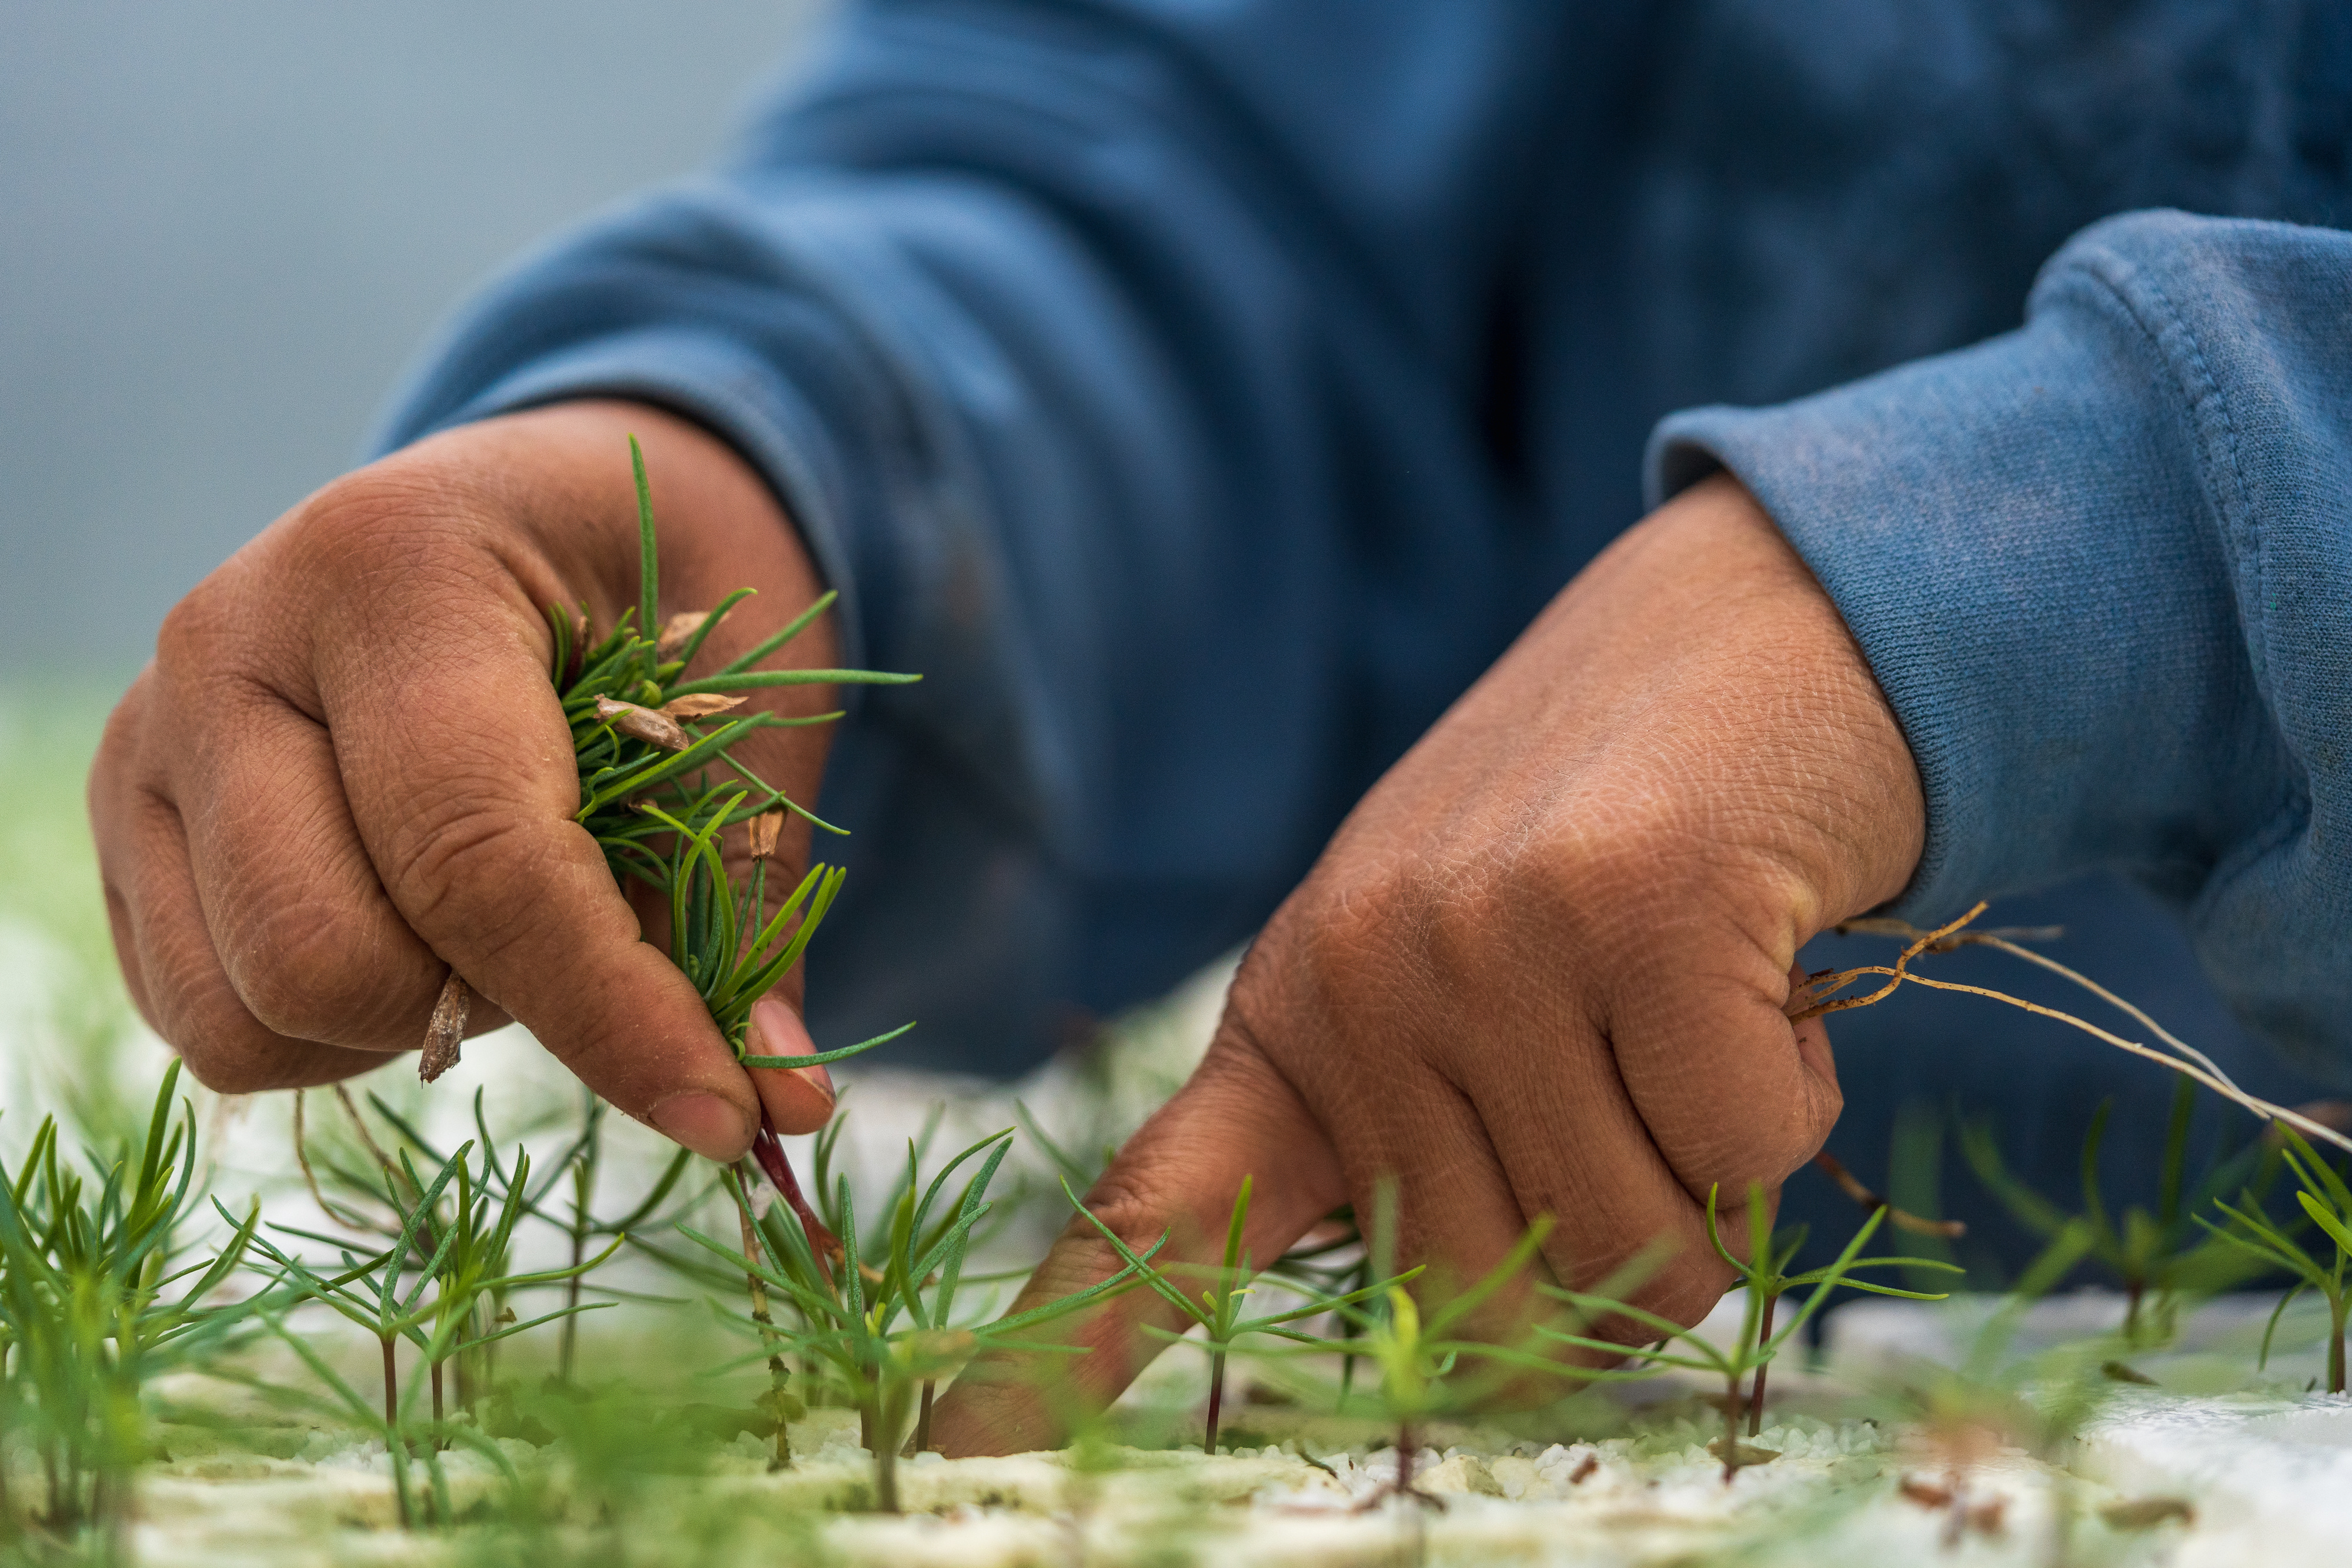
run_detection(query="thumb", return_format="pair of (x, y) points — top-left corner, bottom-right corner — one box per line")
(930, 1028), (1346, 1457)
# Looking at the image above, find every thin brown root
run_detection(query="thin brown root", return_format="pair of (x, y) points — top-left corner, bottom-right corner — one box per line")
(293, 1090), (394, 1235)
(1810, 1152), (1966, 1239)
(1790, 904), (2352, 1159)
(1790, 904), (1987, 1019)
(335, 1085), (410, 1190)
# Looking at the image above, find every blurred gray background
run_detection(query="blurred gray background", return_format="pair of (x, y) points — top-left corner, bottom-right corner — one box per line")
(1, 1), (833, 673)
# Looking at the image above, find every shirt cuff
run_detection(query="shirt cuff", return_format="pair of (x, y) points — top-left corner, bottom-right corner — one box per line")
(1646, 215), (2270, 924)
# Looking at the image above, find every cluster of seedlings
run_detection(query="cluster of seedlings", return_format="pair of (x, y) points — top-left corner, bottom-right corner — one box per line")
(6, 927), (2352, 1562)
(10, 446), (2352, 1563)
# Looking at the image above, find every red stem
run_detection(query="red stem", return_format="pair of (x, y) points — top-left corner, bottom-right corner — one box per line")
(380, 1336), (398, 1432)
(749, 1119), (843, 1286)
(1748, 1292), (1778, 1437)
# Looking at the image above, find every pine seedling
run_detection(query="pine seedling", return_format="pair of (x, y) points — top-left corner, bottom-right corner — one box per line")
(688, 1131), (1159, 1512)
(241, 1141), (466, 1437)
(542, 439), (910, 1041)
(1963, 1076), (2274, 1344)
(407, 1142), (627, 1426)
(0, 1062), (262, 1543)
(361, 1086), (709, 1388)
(556, 439), (909, 878)
(878, 1129), (1033, 1455)
(1726, 1183), (1963, 1437)
(2199, 1126), (2352, 1392)
(1065, 1176), (1421, 1452)
(510, 1092), (701, 1385)
(1544, 1186), (1957, 1483)
(242, 1139), (620, 1444)
(230, 1300), (524, 1530)
(1312, 1206), (1559, 1511)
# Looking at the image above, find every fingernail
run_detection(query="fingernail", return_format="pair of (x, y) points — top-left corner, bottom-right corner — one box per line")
(750, 996), (835, 1099)
(649, 1092), (751, 1162)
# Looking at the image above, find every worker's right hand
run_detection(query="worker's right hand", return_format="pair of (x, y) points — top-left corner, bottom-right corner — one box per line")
(88, 399), (843, 1158)
(933, 474), (1928, 1455)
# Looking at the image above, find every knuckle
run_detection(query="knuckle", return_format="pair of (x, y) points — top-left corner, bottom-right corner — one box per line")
(1282, 852), (1422, 1007)
(1067, 1165), (1191, 1261)
(382, 788), (533, 930)
(1668, 1094), (1833, 1199)
(88, 681), (155, 840)
(169, 1001), (303, 1095)
(280, 466), (509, 618)
(226, 900), (412, 1045)
(153, 572), (241, 677)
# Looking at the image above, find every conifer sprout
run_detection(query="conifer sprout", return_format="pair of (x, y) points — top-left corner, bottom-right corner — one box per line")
(236, 1135), (620, 1483)
(1963, 1075), (2278, 1345)
(376, 1086), (707, 1389)
(1303, 1188), (1568, 1513)
(2197, 1125), (2352, 1393)
(1544, 1185), (1959, 1485)
(282, 1088), (662, 1407)
(499, 1092), (703, 1386)
(0, 1061), (263, 1550)
(808, 1104), (1040, 1455)
(1862, 1222), (2110, 1556)
(684, 1126), (1161, 1513)
(1065, 1175), (1422, 1453)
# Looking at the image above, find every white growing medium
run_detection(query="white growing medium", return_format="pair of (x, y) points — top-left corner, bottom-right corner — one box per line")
(2079, 1393), (2352, 1568)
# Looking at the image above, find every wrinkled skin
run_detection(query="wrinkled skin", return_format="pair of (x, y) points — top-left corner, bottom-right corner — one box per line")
(91, 402), (1924, 1452)
(88, 402), (843, 1155)
(928, 472), (1924, 1455)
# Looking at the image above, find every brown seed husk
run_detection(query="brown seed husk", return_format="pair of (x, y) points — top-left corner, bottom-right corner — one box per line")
(594, 696), (691, 752)
(748, 809), (784, 861)
(656, 611), (709, 659)
(1704, 1438), (1779, 1469)
(1900, 1477), (1955, 1509)
(2100, 1497), (2194, 1531)
(420, 972), (469, 1084)
(660, 693), (747, 720)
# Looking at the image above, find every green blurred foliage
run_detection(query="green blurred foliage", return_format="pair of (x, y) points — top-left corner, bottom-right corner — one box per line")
(0, 679), (147, 1155)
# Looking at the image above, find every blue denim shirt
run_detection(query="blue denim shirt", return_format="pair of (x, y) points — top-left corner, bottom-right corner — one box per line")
(378, 1), (2352, 1245)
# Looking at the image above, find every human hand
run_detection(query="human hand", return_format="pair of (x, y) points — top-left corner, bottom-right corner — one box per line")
(88, 400), (842, 1156)
(933, 474), (1926, 1453)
